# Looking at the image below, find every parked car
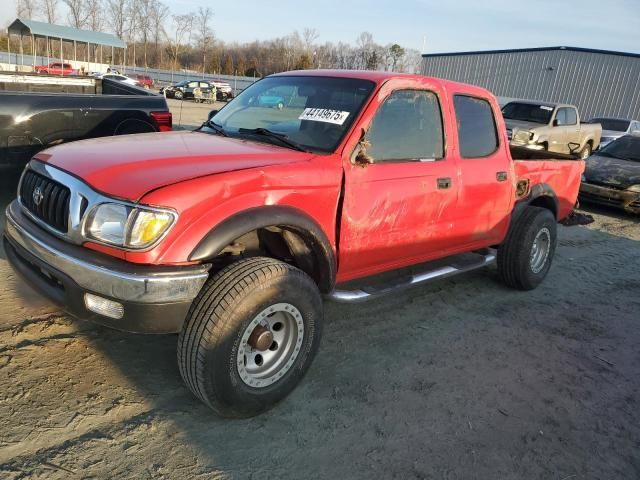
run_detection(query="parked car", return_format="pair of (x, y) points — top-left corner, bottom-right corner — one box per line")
(34, 62), (75, 75)
(98, 73), (141, 87)
(160, 80), (215, 100)
(503, 100), (601, 159)
(589, 117), (640, 149)
(580, 135), (640, 214)
(0, 71), (171, 166)
(3, 70), (584, 418)
(134, 74), (155, 89)
(210, 79), (233, 100)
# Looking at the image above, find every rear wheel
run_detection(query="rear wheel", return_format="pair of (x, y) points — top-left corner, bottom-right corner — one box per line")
(497, 207), (557, 290)
(580, 143), (592, 160)
(177, 257), (323, 418)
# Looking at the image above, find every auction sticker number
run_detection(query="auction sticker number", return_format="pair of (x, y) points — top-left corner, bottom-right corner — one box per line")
(299, 108), (350, 125)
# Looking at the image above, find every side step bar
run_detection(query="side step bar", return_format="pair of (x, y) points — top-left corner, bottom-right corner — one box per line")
(327, 249), (497, 303)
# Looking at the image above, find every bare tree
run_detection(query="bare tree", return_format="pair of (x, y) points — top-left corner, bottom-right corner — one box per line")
(41, 0), (59, 23)
(63, 0), (89, 28)
(301, 27), (318, 53)
(87, 0), (103, 31)
(149, 0), (169, 66)
(16, 0), (38, 19)
(107, 0), (127, 38)
(195, 7), (214, 72)
(167, 13), (194, 76)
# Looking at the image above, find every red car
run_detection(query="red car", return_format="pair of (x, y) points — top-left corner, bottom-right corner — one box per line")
(134, 74), (154, 89)
(35, 62), (75, 75)
(4, 70), (584, 418)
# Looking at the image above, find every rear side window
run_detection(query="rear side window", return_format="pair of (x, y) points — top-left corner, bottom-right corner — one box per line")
(454, 95), (499, 158)
(366, 89), (444, 162)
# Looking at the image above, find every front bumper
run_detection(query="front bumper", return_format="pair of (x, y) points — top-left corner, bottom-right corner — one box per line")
(579, 183), (640, 214)
(4, 201), (210, 333)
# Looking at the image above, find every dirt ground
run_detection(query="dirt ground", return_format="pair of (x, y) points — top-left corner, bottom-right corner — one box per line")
(1, 106), (639, 478)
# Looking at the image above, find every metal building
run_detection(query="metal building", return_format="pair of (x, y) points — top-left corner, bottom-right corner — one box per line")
(422, 46), (640, 121)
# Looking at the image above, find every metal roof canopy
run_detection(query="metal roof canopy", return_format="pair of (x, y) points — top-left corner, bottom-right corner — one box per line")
(8, 18), (126, 49)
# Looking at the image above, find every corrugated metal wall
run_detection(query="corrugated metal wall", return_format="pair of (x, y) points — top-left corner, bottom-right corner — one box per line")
(422, 49), (640, 121)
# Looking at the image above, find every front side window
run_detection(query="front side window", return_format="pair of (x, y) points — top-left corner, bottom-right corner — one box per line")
(555, 108), (568, 126)
(454, 95), (499, 158)
(210, 76), (375, 153)
(564, 108), (578, 126)
(365, 89), (444, 162)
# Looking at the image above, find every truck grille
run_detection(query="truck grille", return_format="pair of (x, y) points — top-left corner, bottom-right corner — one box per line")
(20, 170), (71, 232)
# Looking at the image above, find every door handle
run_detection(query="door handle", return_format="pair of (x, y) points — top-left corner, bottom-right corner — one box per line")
(496, 171), (508, 182)
(437, 177), (452, 189)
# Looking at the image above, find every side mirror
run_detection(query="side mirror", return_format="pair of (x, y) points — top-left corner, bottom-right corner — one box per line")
(208, 110), (219, 121)
(350, 130), (374, 166)
(552, 119), (559, 127)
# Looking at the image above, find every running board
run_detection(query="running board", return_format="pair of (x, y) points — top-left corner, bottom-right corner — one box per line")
(327, 250), (497, 303)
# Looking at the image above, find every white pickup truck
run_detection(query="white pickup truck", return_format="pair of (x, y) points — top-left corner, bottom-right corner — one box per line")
(503, 101), (602, 159)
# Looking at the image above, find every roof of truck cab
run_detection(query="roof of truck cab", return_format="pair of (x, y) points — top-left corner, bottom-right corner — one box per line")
(270, 69), (496, 96)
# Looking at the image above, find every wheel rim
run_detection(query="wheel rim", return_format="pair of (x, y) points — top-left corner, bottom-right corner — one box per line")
(530, 227), (551, 274)
(581, 146), (591, 159)
(237, 303), (304, 388)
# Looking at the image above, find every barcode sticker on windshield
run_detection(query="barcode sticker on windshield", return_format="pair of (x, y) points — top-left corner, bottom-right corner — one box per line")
(299, 108), (350, 125)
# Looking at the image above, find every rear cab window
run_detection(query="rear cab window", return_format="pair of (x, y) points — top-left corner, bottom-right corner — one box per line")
(453, 95), (499, 158)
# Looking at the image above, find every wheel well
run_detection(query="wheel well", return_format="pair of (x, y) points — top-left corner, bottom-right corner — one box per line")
(209, 226), (331, 292)
(529, 195), (558, 219)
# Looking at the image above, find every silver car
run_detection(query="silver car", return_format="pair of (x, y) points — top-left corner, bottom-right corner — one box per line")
(590, 117), (640, 149)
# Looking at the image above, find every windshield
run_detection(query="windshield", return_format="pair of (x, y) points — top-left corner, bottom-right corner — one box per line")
(598, 136), (640, 162)
(591, 118), (630, 132)
(502, 102), (553, 124)
(210, 76), (376, 153)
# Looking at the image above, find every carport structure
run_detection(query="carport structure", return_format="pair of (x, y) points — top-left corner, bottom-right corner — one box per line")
(6, 18), (126, 73)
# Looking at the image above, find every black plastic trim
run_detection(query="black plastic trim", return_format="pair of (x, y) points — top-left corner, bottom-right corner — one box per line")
(189, 206), (336, 292)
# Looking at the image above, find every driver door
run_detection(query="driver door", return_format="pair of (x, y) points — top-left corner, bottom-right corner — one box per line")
(338, 85), (459, 280)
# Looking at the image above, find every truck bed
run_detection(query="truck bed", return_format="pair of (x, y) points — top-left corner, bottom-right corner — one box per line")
(0, 72), (169, 166)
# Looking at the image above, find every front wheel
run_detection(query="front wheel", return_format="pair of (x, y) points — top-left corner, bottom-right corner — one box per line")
(174, 90), (184, 100)
(497, 207), (557, 291)
(177, 257), (323, 418)
(580, 143), (592, 160)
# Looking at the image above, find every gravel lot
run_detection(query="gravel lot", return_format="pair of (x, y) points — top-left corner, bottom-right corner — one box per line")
(1, 106), (639, 479)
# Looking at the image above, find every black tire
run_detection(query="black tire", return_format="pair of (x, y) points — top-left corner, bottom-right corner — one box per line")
(177, 257), (323, 418)
(497, 206), (557, 291)
(580, 143), (592, 160)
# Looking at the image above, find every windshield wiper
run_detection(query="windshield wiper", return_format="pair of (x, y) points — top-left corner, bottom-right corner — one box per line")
(238, 127), (309, 152)
(205, 119), (229, 137)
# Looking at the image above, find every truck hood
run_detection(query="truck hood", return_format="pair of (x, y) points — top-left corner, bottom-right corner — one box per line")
(504, 119), (546, 131)
(584, 154), (640, 189)
(35, 131), (315, 201)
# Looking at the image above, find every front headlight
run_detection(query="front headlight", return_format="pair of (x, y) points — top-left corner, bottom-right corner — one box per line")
(86, 203), (176, 249)
(627, 185), (640, 193)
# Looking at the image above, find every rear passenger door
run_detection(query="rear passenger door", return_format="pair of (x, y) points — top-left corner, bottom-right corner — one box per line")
(339, 87), (459, 279)
(451, 94), (513, 246)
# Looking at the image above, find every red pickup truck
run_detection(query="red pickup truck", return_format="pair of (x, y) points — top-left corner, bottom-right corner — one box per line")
(35, 62), (76, 75)
(4, 70), (584, 417)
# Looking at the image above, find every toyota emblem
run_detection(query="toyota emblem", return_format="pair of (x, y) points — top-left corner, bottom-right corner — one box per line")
(33, 186), (44, 206)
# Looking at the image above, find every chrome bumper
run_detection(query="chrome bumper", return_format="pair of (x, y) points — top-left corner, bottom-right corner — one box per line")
(4, 201), (209, 304)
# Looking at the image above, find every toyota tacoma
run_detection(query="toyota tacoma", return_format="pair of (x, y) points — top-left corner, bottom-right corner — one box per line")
(4, 71), (584, 417)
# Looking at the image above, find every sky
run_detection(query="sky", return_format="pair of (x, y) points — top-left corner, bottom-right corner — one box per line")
(2, 0), (640, 54)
